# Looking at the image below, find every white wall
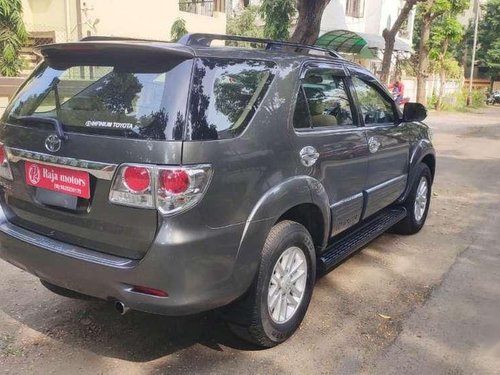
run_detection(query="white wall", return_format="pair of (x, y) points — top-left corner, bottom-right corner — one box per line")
(319, 0), (415, 43)
(22, 0), (227, 42)
(22, 0), (78, 42)
(82, 0), (226, 40)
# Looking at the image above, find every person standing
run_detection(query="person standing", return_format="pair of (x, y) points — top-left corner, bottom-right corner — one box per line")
(389, 78), (405, 106)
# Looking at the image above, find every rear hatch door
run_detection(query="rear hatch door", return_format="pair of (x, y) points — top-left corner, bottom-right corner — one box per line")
(0, 41), (193, 259)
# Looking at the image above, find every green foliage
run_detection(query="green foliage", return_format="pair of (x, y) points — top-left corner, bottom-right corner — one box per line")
(478, 0), (500, 78)
(429, 15), (464, 77)
(431, 87), (486, 110)
(413, 0), (469, 49)
(421, 0), (469, 15)
(170, 18), (188, 42)
(0, 0), (28, 77)
(227, 5), (263, 41)
(259, 0), (296, 40)
(429, 16), (463, 59)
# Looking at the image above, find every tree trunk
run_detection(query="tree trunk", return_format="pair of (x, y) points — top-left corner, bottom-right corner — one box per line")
(436, 69), (446, 110)
(436, 39), (449, 110)
(416, 7), (433, 105)
(290, 0), (331, 45)
(380, 33), (396, 85)
(380, 0), (421, 85)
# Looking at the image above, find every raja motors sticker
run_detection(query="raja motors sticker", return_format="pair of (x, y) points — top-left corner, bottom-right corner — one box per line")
(25, 161), (90, 199)
(85, 120), (134, 129)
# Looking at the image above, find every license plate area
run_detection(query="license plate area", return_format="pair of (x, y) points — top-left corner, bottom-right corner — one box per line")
(25, 161), (91, 199)
(35, 188), (78, 210)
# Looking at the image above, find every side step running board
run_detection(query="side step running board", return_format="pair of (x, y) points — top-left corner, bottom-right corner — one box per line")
(319, 207), (407, 273)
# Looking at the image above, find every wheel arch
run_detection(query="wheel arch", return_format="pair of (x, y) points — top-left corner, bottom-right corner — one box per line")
(399, 140), (436, 203)
(276, 203), (326, 253)
(229, 176), (330, 300)
(421, 153), (436, 182)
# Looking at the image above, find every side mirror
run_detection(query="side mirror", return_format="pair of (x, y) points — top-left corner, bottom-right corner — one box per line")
(403, 102), (427, 122)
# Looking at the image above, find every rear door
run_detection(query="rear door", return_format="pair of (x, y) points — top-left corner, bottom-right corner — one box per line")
(292, 63), (369, 236)
(0, 43), (193, 259)
(349, 72), (410, 219)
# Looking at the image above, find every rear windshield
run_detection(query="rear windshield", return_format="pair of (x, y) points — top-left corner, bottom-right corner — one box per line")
(3, 57), (192, 140)
(187, 58), (275, 140)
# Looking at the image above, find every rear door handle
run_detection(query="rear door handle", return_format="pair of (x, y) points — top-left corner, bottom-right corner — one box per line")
(300, 146), (320, 167)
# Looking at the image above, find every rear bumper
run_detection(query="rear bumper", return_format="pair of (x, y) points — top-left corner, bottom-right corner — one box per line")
(0, 206), (255, 315)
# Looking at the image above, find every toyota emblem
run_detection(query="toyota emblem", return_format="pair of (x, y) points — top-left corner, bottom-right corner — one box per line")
(45, 134), (62, 153)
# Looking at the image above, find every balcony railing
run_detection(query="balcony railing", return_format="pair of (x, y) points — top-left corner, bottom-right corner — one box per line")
(179, 0), (225, 17)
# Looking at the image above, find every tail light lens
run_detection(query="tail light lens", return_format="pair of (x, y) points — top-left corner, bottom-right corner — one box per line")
(123, 166), (151, 193)
(109, 164), (212, 215)
(109, 165), (154, 209)
(0, 143), (13, 181)
(159, 169), (189, 194)
(156, 166), (212, 215)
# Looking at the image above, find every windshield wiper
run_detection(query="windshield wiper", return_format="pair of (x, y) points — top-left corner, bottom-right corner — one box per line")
(15, 77), (67, 140)
(15, 115), (68, 140)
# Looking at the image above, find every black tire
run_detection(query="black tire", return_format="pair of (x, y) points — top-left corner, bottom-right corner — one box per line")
(392, 163), (432, 235)
(40, 279), (95, 300)
(226, 220), (316, 347)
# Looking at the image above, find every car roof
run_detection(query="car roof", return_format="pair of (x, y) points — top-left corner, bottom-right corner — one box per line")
(39, 34), (375, 78)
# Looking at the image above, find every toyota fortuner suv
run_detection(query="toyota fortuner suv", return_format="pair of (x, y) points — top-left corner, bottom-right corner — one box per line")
(0, 33), (435, 347)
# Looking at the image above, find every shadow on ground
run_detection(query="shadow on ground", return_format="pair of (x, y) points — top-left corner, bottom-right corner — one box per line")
(0, 140), (498, 372)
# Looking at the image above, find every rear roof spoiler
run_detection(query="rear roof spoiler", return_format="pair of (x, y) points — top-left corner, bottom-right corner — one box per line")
(39, 40), (195, 60)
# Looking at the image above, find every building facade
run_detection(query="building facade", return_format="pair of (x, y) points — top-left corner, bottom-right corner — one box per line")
(321, 0), (415, 43)
(21, 0), (227, 43)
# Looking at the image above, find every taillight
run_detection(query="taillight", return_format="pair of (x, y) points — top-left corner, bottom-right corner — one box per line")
(109, 164), (212, 215)
(123, 166), (151, 193)
(0, 143), (13, 180)
(109, 164), (154, 209)
(159, 169), (189, 194)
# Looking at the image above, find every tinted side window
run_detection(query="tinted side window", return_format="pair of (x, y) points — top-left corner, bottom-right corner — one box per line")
(300, 69), (354, 128)
(293, 87), (311, 129)
(352, 77), (395, 125)
(187, 58), (274, 140)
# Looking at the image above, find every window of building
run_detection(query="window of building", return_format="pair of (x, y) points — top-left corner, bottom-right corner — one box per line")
(346, 0), (365, 18)
(179, 0), (225, 16)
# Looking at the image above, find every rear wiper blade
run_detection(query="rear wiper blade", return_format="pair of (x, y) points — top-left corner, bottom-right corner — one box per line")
(15, 115), (68, 140)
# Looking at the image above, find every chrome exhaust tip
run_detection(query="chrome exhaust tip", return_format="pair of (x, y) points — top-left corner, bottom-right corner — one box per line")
(115, 301), (130, 315)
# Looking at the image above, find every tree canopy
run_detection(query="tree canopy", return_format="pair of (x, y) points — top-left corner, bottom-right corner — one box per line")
(0, 0), (28, 77)
(259, 0), (296, 40)
(415, 0), (469, 104)
(478, 0), (500, 80)
(170, 18), (188, 42)
(227, 5), (263, 40)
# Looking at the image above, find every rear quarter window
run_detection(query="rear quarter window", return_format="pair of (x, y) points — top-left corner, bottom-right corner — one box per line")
(187, 58), (275, 141)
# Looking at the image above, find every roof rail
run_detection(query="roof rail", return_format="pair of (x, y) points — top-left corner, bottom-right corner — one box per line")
(177, 33), (342, 59)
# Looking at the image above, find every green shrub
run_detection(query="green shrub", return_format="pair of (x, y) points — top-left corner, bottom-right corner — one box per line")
(226, 5), (264, 46)
(437, 88), (486, 111)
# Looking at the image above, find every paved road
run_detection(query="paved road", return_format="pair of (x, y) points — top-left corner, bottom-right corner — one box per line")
(1, 107), (499, 374)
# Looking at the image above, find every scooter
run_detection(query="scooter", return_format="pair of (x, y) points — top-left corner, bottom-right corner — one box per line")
(486, 91), (500, 105)
(393, 91), (410, 107)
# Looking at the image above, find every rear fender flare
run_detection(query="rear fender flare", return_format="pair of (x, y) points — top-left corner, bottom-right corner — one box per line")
(229, 176), (330, 297)
(400, 139), (435, 202)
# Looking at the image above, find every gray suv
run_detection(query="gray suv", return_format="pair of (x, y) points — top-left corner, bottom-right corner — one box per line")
(0, 34), (435, 347)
